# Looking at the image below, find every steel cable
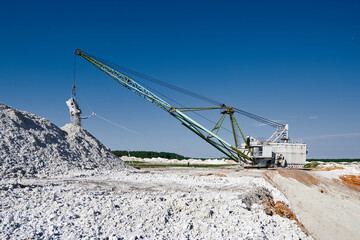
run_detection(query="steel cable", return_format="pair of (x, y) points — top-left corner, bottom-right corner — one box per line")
(83, 51), (280, 128)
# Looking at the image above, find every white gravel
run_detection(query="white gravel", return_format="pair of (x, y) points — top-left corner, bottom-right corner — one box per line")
(0, 103), (130, 179)
(0, 169), (311, 240)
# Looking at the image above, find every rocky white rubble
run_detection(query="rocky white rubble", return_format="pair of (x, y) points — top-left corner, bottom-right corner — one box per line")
(0, 103), (130, 179)
(0, 169), (312, 240)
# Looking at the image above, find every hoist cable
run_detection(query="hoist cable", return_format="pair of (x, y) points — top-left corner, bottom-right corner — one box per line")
(134, 78), (246, 138)
(72, 53), (77, 98)
(234, 108), (280, 127)
(84, 52), (224, 106)
(83, 51), (281, 128)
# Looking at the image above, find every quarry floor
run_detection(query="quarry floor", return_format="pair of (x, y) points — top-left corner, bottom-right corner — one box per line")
(1, 167), (359, 240)
(263, 168), (360, 240)
(153, 167), (360, 240)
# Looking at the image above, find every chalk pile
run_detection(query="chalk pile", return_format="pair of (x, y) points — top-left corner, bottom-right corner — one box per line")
(0, 103), (130, 179)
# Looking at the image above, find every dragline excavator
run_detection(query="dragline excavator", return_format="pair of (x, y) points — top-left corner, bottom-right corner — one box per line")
(74, 49), (307, 168)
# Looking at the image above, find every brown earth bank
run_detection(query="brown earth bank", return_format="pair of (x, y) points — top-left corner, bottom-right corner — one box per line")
(339, 175), (360, 191)
(261, 192), (308, 234)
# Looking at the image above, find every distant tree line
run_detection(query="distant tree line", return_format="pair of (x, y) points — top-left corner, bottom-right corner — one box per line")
(112, 150), (189, 160)
(306, 158), (360, 162)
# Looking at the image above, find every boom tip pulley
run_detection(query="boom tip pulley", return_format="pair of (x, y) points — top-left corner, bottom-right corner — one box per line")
(75, 49), (82, 56)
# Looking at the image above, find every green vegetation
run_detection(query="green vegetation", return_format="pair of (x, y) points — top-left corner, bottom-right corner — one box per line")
(306, 159), (360, 162)
(112, 150), (189, 160)
(304, 158), (360, 168)
(303, 162), (321, 168)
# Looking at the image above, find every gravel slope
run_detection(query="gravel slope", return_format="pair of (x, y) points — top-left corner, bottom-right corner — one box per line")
(0, 169), (312, 240)
(265, 169), (360, 240)
(0, 103), (130, 179)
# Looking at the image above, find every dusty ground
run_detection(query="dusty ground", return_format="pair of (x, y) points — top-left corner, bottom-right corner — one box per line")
(1, 166), (359, 239)
(152, 166), (360, 240)
(1, 167), (311, 240)
(263, 169), (360, 240)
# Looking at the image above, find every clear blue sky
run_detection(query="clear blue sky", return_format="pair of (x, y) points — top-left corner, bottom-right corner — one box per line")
(1, 0), (359, 158)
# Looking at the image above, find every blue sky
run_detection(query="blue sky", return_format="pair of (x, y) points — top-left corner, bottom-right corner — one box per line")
(1, 0), (359, 158)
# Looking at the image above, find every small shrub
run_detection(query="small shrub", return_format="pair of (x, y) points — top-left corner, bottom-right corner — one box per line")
(303, 162), (320, 168)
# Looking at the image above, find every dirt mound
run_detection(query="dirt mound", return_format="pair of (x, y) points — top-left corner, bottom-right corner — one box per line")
(340, 175), (360, 186)
(339, 175), (360, 191)
(261, 192), (306, 232)
(277, 170), (320, 187)
(0, 103), (130, 179)
(312, 166), (345, 171)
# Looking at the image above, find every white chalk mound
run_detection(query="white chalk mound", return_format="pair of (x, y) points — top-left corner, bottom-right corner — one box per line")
(0, 103), (130, 178)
